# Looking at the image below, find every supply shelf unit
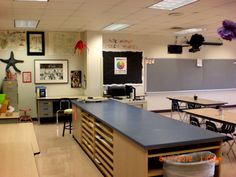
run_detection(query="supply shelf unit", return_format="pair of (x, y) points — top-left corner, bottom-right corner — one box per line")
(80, 110), (114, 177)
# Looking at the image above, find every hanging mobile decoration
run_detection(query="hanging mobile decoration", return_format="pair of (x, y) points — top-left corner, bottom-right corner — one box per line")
(74, 40), (87, 55)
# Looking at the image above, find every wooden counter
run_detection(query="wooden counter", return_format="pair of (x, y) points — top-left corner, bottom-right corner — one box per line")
(72, 99), (224, 177)
(0, 123), (39, 177)
(0, 143), (39, 177)
(0, 123), (40, 154)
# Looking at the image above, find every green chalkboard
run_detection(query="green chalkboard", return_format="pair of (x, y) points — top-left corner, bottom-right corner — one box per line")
(146, 59), (236, 92)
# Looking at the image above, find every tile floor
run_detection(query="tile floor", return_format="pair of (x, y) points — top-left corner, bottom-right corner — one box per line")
(33, 109), (236, 177)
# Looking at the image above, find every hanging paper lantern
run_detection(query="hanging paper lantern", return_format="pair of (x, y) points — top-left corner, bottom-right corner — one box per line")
(217, 20), (236, 41)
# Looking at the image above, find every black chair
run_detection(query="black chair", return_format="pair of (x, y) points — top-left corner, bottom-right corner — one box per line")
(206, 121), (235, 157)
(56, 98), (72, 136)
(187, 103), (201, 109)
(189, 116), (200, 127)
(171, 100), (187, 120)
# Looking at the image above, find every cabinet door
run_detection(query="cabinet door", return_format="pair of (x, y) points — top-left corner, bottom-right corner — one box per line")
(72, 105), (82, 142)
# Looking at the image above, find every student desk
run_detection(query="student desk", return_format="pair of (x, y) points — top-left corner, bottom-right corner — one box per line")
(72, 99), (225, 177)
(167, 96), (227, 108)
(36, 96), (81, 123)
(167, 96), (227, 118)
(0, 123), (39, 177)
(184, 108), (236, 126)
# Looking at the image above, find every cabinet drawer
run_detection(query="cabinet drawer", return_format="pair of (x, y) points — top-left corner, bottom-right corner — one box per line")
(39, 101), (52, 107)
(38, 101), (53, 117)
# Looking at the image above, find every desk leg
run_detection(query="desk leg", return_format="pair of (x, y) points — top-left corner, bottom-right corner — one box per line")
(170, 100), (174, 118)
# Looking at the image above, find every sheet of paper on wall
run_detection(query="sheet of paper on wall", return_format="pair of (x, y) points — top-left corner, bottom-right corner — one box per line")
(114, 57), (127, 75)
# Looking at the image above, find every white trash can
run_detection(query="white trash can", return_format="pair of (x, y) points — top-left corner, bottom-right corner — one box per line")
(163, 151), (216, 177)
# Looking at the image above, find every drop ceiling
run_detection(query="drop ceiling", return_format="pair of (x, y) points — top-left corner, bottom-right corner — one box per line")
(0, 0), (236, 37)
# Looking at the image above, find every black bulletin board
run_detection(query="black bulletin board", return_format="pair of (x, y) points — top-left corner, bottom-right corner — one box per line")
(146, 59), (236, 92)
(103, 51), (142, 84)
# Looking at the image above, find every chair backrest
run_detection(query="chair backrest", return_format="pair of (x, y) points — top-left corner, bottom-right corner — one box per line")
(189, 116), (200, 127)
(188, 103), (202, 109)
(206, 121), (218, 132)
(221, 123), (235, 134)
(59, 98), (72, 110)
(172, 100), (181, 111)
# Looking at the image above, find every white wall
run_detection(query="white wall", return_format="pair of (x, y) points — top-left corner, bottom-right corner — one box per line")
(0, 31), (84, 117)
(103, 33), (236, 110)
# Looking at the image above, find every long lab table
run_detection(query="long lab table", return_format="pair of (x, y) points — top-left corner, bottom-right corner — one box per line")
(72, 99), (225, 177)
(184, 108), (236, 126)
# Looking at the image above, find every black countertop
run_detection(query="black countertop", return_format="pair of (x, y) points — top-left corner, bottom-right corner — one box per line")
(72, 99), (225, 149)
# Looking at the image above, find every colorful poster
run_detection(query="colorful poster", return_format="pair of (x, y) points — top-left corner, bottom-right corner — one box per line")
(114, 57), (127, 75)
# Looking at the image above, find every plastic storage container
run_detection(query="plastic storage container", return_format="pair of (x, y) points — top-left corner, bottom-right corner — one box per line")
(163, 151), (216, 177)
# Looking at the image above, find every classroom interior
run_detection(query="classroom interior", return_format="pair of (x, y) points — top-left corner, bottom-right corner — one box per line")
(1, 0), (236, 177)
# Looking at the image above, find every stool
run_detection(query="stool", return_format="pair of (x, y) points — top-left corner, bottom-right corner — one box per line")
(19, 108), (32, 122)
(62, 108), (72, 136)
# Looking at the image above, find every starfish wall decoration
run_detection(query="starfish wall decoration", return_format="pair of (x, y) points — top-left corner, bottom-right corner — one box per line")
(0, 51), (24, 73)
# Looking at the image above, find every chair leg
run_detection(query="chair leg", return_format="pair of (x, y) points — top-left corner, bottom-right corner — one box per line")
(69, 121), (72, 134)
(62, 121), (66, 136)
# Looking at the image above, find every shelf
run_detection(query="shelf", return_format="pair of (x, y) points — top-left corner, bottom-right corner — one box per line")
(95, 135), (113, 152)
(82, 123), (93, 138)
(148, 169), (163, 177)
(148, 145), (221, 158)
(96, 122), (113, 137)
(82, 139), (94, 158)
(95, 152), (113, 176)
(82, 130), (93, 146)
(95, 127), (113, 144)
(95, 141), (113, 165)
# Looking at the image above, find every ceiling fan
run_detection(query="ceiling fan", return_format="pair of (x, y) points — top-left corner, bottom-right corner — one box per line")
(183, 34), (223, 53)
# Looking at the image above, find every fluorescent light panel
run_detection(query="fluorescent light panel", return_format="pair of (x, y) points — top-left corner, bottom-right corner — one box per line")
(175, 28), (204, 35)
(15, 0), (48, 2)
(149, 0), (198, 10)
(14, 20), (39, 28)
(103, 24), (130, 31)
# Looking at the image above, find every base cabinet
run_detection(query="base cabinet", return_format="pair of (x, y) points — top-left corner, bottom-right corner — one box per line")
(72, 107), (222, 177)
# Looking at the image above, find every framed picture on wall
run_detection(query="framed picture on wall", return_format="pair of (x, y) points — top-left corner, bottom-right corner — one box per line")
(34, 59), (68, 84)
(22, 71), (32, 83)
(71, 70), (82, 88)
(27, 31), (45, 56)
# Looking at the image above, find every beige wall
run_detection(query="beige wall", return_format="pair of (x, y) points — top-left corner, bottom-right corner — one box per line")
(1, 31), (236, 115)
(103, 33), (236, 110)
(0, 31), (84, 117)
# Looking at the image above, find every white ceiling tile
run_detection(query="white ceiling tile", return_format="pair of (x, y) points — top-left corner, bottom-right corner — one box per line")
(0, 0), (234, 36)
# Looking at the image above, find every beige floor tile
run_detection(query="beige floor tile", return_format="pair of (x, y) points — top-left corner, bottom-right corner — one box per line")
(34, 124), (103, 177)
